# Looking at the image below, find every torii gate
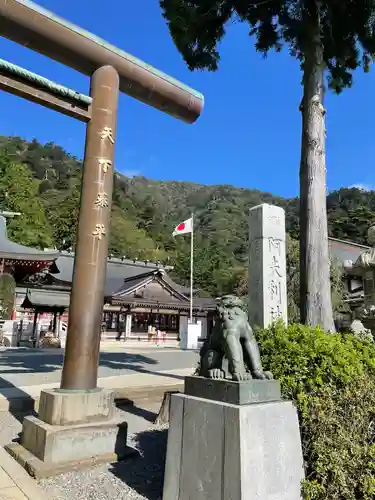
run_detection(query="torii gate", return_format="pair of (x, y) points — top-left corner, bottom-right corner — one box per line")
(0, 0), (204, 393)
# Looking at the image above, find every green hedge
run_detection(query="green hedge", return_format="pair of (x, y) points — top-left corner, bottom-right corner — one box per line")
(256, 322), (375, 500)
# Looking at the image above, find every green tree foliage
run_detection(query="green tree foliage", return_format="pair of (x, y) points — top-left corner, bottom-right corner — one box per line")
(330, 206), (375, 245)
(47, 184), (81, 250)
(159, 0), (375, 331)
(257, 323), (375, 499)
(171, 237), (242, 296)
(108, 207), (167, 262)
(0, 154), (53, 249)
(0, 137), (374, 299)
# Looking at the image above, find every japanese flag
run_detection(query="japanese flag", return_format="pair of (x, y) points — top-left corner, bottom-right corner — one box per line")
(172, 217), (193, 236)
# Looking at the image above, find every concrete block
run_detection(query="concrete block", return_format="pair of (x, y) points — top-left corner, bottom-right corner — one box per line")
(222, 403), (242, 500)
(238, 399), (303, 499)
(162, 392), (184, 500)
(180, 395), (224, 500)
(38, 388), (115, 426)
(21, 415), (128, 464)
(163, 393), (304, 500)
(184, 376), (281, 405)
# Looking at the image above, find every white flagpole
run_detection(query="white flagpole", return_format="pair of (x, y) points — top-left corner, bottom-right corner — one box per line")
(190, 213), (194, 323)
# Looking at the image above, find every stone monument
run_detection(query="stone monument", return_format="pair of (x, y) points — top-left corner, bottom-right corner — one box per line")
(248, 203), (287, 329)
(163, 296), (304, 500)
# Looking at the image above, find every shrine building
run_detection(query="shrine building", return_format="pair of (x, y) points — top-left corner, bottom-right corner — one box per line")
(0, 207), (369, 340)
(0, 213), (59, 325)
(17, 251), (217, 340)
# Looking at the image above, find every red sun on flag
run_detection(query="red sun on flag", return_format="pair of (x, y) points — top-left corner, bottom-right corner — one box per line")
(172, 217), (193, 236)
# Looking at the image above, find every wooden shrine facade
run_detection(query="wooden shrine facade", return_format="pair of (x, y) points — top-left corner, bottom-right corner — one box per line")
(16, 251), (216, 340)
(12, 236), (372, 338)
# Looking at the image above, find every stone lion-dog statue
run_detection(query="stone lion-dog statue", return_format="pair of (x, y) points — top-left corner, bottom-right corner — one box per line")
(199, 295), (273, 381)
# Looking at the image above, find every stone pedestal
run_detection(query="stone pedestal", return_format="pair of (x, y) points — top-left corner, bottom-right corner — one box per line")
(163, 377), (304, 500)
(5, 388), (134, 478)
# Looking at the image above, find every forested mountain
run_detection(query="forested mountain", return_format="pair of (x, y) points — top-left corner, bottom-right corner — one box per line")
(0, 135), (374, 299)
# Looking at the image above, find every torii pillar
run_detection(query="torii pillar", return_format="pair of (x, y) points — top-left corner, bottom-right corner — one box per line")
(60, 66), (119, 390)
(1, 0), (204, 477)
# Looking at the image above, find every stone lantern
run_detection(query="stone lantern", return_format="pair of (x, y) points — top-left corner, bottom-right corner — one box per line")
(347, 225), (375, 335)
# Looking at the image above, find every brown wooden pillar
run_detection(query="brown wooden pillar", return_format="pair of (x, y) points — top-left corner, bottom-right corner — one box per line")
(61, 66), (119, 390)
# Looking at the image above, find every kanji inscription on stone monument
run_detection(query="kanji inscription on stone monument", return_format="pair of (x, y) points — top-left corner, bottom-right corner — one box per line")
(248, 203), (288, 329)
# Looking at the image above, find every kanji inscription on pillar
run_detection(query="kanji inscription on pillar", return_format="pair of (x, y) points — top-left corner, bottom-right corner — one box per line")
(92, 224), (106, 240)
(100, 127), (115, 144)
(95, 192), (109, 208)
(248, 204), (287, 329)
(98, 158), (112, 173)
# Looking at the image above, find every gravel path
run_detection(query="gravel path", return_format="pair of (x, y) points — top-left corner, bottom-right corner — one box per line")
(0, 400), (170, 499)
(39, 426), (168, 500)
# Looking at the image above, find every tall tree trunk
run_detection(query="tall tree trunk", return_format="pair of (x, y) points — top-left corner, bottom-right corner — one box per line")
(299, 7), (335, 332)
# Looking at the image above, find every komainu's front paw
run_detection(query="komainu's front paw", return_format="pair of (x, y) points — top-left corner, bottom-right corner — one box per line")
(252, 369), (274, 380)
(232, 370), (252, 381)
(208, 368), (226, 379)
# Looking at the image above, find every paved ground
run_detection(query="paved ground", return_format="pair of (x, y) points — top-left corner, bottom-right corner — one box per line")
(0, 345), (196, 499)
(0, 347), (198, 389)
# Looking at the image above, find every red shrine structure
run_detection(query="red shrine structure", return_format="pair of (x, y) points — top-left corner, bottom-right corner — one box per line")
(0, 213), (59, 318)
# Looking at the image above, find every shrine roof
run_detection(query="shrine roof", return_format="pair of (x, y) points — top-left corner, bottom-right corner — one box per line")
(110, 269), (216, 311)
(111, 269), (188, 300)
(109, 295), (216, 312)
(22, 289), (69, 310)
(328, 237), (369, 265)
(51, 252), (193, 296)
(53, 252), (170, 281)
(0, 216), (59, 261)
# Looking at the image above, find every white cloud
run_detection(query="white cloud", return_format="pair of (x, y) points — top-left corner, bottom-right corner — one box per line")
(349, 183), (374, 191)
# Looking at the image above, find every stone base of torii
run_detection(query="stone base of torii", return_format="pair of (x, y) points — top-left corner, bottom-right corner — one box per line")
(5, 388), (137, 478)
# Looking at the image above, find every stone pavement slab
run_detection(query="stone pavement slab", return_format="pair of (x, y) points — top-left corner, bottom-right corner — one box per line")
(0, 446), (46, 499)
(0, 367), (192, 412)
(0, 347), (198, 389)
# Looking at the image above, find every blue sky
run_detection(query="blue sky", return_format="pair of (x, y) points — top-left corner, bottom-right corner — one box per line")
(0, 0), (373, 198)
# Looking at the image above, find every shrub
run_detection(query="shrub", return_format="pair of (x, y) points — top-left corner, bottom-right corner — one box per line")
(256, 322), (375, 500)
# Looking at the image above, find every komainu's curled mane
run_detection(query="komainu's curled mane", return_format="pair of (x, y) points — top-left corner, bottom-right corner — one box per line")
(199, 295), (272, 381)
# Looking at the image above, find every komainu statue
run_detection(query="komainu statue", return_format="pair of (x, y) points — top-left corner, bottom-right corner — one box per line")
(199, 295), (273, 381)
